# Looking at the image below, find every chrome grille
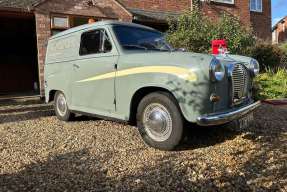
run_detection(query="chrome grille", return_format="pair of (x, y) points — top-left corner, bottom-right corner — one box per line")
(232, 63), (248, 102)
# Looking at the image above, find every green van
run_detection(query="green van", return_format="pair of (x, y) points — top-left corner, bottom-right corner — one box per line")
(45, 21), (260, 150)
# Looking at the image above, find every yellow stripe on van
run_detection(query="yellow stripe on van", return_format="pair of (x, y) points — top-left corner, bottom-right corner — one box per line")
(77, 66), (197, 83)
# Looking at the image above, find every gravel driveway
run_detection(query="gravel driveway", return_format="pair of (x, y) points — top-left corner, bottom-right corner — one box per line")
(0, 98), (286, 192)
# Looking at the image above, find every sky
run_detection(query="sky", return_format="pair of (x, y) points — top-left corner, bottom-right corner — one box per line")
(272, 0), (287, 26)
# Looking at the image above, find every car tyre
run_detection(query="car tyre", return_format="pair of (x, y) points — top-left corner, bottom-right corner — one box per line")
(137, 91), (184, 151)
(54, 91), (75, 121)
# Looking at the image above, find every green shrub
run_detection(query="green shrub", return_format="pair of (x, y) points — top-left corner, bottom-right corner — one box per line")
(166, 9), (287, 72)
(166, 9), (256, 55)
(279, 42), (287, 54)
(251, 42), (287, 71)
(254, 68), (287, 100)
(167, 9), (212, 53)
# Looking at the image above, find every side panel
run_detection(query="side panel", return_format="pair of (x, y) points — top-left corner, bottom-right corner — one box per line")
(114, 53), (214, 122)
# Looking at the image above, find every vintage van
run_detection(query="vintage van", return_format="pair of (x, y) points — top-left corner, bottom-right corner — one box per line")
(45, 21), (260, 150)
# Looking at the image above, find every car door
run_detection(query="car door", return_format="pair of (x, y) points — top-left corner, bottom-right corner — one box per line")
(71, 28), (118, 114)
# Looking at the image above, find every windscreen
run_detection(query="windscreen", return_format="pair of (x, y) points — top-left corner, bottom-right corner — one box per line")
(113, 25), (173, 52)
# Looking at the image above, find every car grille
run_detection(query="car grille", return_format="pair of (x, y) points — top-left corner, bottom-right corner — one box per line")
(231, 63), (249, 103)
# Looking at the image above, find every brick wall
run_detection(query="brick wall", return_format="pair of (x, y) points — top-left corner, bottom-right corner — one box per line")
(119, 1), (251, 25)
(200, 1), (251, 26)
(199, 0), (271, 40)
(250, 0), (272, 40)
(277, 21), (287, 43)
(118, 0), (191, 12)
(34, 0), (132, 95)
(34, 11), (51, 96)
(273, 17), (287, 44)
(119, 0), (271, 40)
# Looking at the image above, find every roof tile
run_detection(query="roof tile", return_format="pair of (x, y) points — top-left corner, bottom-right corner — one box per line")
(0, 0), (42, 9)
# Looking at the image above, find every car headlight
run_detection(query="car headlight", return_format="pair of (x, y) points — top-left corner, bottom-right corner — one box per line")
(210, 58), (225, 82)
(250, 59), (260, 76)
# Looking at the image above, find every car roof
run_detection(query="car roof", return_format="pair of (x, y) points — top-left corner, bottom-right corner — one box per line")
(49, 20), (157, 40)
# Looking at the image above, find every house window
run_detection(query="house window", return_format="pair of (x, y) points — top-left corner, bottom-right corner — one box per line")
(51, 15), (70, 29)
(250, 0), (262, 12)
(51, 15), (101, 36)
(210, 0), (234, 4)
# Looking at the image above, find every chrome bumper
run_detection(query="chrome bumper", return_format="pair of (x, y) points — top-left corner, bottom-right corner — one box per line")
(196, 101), (261, 126)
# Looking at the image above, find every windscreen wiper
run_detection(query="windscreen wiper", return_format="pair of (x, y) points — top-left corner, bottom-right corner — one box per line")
(122, 44), (147, 50)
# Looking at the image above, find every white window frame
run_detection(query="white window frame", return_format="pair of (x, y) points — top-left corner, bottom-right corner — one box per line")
(51, 15), (70, 29)
(250, 0), (263, 12)
(210, 0), (235, 4)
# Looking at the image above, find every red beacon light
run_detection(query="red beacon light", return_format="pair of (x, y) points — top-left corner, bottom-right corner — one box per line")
(212, 39), (228, 55)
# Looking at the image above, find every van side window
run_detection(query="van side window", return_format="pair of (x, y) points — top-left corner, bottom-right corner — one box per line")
(79, 29), (112, 56)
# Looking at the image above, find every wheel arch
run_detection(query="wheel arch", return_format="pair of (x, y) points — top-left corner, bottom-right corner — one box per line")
(129, 86), (186, 124)
(47, 90), (57, 103)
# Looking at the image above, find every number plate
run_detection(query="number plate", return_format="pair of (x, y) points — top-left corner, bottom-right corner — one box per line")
(238, 113), (254, 130)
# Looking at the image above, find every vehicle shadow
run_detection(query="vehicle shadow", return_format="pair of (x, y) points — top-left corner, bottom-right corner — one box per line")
(72, 115), (100, 122)
(176, 123), (239, 151)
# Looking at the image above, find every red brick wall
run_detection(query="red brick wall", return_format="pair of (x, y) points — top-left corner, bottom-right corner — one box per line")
(118, 0), (191, 12)
(34, 0), (132, 95)
(200, 1), (251, 26)
(34, 11), (51, 96)
(119, 0), (271, 40)
(199, 0), (271, 40)
(278, 21), (287, 43)
(273, 17), (287, 44)
(250, 0), (272, 40)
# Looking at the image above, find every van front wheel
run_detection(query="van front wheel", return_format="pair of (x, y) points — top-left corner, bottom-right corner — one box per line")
(136, 92), (184, 151)
(54, 91), (75, 121)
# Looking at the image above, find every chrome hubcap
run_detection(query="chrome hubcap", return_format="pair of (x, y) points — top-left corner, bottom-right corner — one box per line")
(56, 93), (67, 116)
(143, 103), (172, 142)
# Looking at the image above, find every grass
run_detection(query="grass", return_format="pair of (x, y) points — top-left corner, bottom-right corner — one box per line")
(255, 68), (287, 100)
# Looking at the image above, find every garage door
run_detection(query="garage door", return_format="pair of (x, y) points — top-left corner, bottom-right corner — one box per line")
(0, 14), (39, 95)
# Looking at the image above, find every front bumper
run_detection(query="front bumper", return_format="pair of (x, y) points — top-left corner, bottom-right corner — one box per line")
(196, 101), (261, 126)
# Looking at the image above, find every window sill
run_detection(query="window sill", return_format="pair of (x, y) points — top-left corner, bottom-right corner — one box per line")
(250, 10), (264, 15)
(250, 9), (263, 13)
(208, 1), (235, 7)
(211, 1), (234, 5)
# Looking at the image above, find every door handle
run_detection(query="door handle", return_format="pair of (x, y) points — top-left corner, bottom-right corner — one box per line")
(73, 64), (80, 69)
